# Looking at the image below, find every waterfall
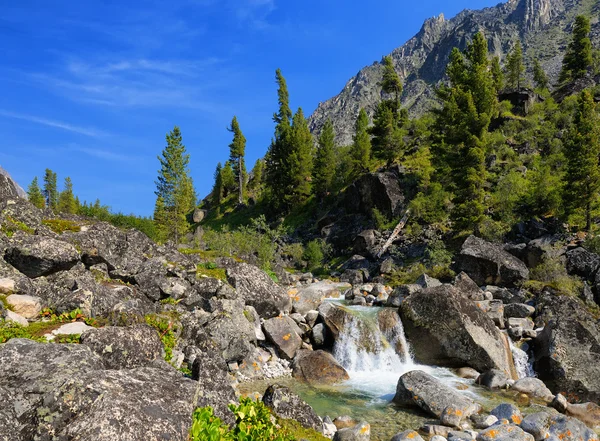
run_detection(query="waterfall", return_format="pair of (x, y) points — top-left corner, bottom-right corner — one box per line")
(510, 339), (535, 379)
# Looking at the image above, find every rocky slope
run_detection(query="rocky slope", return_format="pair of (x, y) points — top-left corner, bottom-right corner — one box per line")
(308, 0), (600, 145)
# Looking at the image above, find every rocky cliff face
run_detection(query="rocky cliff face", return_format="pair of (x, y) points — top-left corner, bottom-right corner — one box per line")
(308, 0), (597, 146)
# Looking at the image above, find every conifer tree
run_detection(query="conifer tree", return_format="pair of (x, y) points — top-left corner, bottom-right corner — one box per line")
(211, 162), (224, 208)
(286, 108), (314, 206)
(560, 15), (592, 84)
(249, 159), (264, 193)
(228, 116), (246, 204)
(533, 59), (549, 90)
(153, 196), (168, 243)
(154, 126), (196, 244)
(350, 109), (372, 178)
(564, 89), (600, 231)
(43, 169), (58, 210)
(381, 56), (403, 103)
(220, 161), (236, 196)
(505, 40), (526, 90)
(27, 176), (45, 209)
(313, 120), (336, 200)
(58, 176), (77, 214)
(491, 56), (504, 92)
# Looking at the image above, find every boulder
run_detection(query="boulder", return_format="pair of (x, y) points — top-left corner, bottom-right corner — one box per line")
(377, 308), (410, 359)
(344, 168), (405, 218)
(457, 367), (480, 379)
(5, 294), (41, 319)
(341, 269), (368, 285)
(4, 236), (80, 278)
(192, 208), (205, 223)
(262, 384), (322, 432)
(504, 303), (535, 318)
(387, 284), (420, 307)
(551, 393), (568, 413)
(291, 280), (349, 314)
(4, 309), (28, 326)
(454, 272), (485, 301)
(477, 424), (534, 441)
(454, 236), (529, 287)
(318, 301), (353, 339)
(391, 430), (425, 441)
(566, 402), (600, 430)
(226, 262), (291, 318)
(441, 404), (471, 428)
(333, 421), (371, 441)
(292, 350), (349, 385)
(393, 370), (480, 419)
(477, 369), (509, 389)
(565, 247), (600, 280)
(80, 325), (164, 369)
(471, 414), (499, 429)
(512, 377), (554, 402)
(0, 172), (20, 200)
(263, 316), (303, 360)
(353, 230), (377, 256)
(490, 403), (523, 425)
(416, 273), (442, 288)
(0, 277), (15, 294)
(311, 323), (326, 346)
(400, 285), (516, 376)
(520, 412), (598, 441)
(50, 321), (93, 336)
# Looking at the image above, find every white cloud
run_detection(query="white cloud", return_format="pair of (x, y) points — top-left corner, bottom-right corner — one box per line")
(0, 109), (107, 137)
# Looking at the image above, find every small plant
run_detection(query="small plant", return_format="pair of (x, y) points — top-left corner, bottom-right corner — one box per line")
(303, 239), (330, 271)
(145, 314), (177, 362)
(159, 297), (181, 305)
(526, 256), (583, 297)
(197, 263), (227, 282)
(265, 269), (279, 283)
(42, 219), (81, 234)
(1, 216), (34, 237)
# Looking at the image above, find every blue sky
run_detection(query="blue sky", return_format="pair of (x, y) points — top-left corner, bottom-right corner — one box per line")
(0, 0), (499, 216)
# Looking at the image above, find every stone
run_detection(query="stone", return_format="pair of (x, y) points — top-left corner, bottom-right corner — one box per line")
(512, 377), (553, 402)
(291, 280), (349, 314)
(565, 247), (600, 280)
(226, 262), (292, 318)
(343, 167), (405, 218)
(566, 402), (600, 430)
(448, 431), (476, 441)
(391, 430), (425, 441)
(51, 321), (93, 336)
(520, 412), (598, 441)
(441, 405), (471, 428)
(5, 294), (41, 319)
(422, 425), (452, 437)
(0, 278), (15, 294)
(333, 416), (357, 430)
(311, 323), (326, 346)
(490, 403), (523, 425)
(379, 258), (395, 274)
(353, 229), (377, 256)
(333, 421), (371, 441)
(341, 269), (368, 285)
(4, 309), (28, 326)
(262, 384), (322, 432)
(454, 235), (529, 287)
(263, 316), (303, 360)
(387, 284), (421, 307)
(477, 369), (509, 389)
(457, 367), (480, 379)
(192, 208), (205, 223)
(454, 272), (485, 301)
(305, 310), (319, 327)
(504, 303), (535, 318)
(323, 418), (338, 437)
(551, 393), (568, 413)
(4, 236), (80, 278)
(393, 370), (480, 419)
(431, 437), (448, 441)
(470, 414), (499, 429)
(477, 424), (534, 441)
(292, 350), (349, 385)
(400, 285), (515, 376)
(318, 301), (353, 339)
(415, 273), (442, 288)
(244, 305), (265, 341)
(507, 317), (534, 330)
(80, 325), (164, 369)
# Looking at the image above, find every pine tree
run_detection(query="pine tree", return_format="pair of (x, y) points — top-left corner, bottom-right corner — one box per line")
(491, 56), (504, 92)
(286, 108), (314, 206)
(228, 116), (247, 204)
(153, 196), (168, 243)
(381, 55), (403, 103)
(249, 159), (264, 193)
(27, 176), (45, 209)
(505, 40), (526, 90)
(58, 177), (77, 214)
(533, 59), (549, 90)
(564, 89), (600, 231)
(350, 109), (372, 178)
(154, 126), (196, 244)
(212, 162), (224, 208)
(313, 120), (336, 200)
(43, 169), (58, 210)
(560, 15), (593, 84)
(220, 161), (236, 196)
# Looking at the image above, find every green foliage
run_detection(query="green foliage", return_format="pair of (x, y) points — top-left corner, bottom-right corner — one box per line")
(27, 176), (45, 209)
(583, 234), (600, 254)
(286, 108), (314, 207)
(154, 126), (197, 244)
(559, 15), (593, 84)
(197, 262), (227, 281)
(58, 177), (77, 214)
(388, 262), (455, 287)
(527, 256), (583, 297)
(1, 215), (35, 237)
(303, 239), (329, 270)
(505, 40), (526, 90)
(248, 159), (265, 195)
(312, 120), (336, 200)
(42, 219), (81, 234)
(370, 101), (406, 165)
(228, 116), (247, 205)
(490, 56), (504, 91)
(533, 59), (549, 90)
(381, 55), (403, 100)
(144, 314), (178, 363)
(189, 407), (230, 441)
(425, 239), (453, 267)
(43, 169), (58, 211)
(349, 108), (372, 179)
(408, 182), (451, 225)
(221, 162), (237, 197)
(371, 207), (398, 230)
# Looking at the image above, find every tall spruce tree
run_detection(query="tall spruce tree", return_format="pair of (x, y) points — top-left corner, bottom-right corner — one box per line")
(564, 89), (600, 230)
(533, 59), (549, 90)
(211, 162), (224, 209)
(228, 116), (246, 204)
(58, 177), (77, 214)
(43, 169), (58, 210)
(560, 15), (593, 84)
(154, 126), (196, 244)
(27, 176), (45, 209)
(505, 40), (526, 90)
(220, 161), (236, 196)
(249, 159), (264, 193)
(313, 120), (336, 200)
(381, 56), (403, 103)
(434, 32), (496, 231)
(491, 56), (504, 91)
(286, 108), (314, 206)
(350, 109), (372, 178)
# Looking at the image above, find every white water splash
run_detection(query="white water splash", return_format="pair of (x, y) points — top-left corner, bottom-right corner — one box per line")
(510, 339), (535, 379)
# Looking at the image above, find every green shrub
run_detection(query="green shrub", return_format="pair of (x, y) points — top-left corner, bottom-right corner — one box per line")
(42, 219), (81, 234)
(527, 256), (583, 297)
(197, 263), (227, 281)
(144, 314), (178, 362)
(281, 242), (305, 268)
(1, 216), (34, 237)
(425, 239), (453, 267)
(303, 239), (329, 270)
(583, 235), (600, 254)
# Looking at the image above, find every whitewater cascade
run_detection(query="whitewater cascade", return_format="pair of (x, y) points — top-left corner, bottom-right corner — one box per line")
(510, 339), (535, 379)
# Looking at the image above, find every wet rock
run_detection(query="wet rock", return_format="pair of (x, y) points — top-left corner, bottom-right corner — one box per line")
(226, 262), (292, 318)
(311, 323), (326, 346)
(457, 367), (480, 379)
(477, 369), (509, 389)
(333, 421), (371, 441)
(512, 377), (553, 402)
(400, 285), (515, 375)
(454, 272), (485, 301)
(80, 325), (164, 369)
(477, 424), (534, 441)
(471, 414), (499, 429)
(292, 350), (349, 385)
(504, 303), (535, 318)
(5, 294), (41, 319)
(318, 301), (352, 339)
(4, 236), (80, 278)
(393, 370), (480, 418)
(291, 280), (349, 314)
(520, 412), (598, 441)
(491, 403), (523, 425)
(566, 402), (600, 430)
(391, 430), (425, 441)
(263, 316), (303, 360)
(262, 384), (323, 432)
(454, 236), (529, 287)
(334, 415), (357, 430)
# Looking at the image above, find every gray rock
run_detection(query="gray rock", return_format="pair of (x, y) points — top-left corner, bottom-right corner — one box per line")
(4, 309), (28, 326)
(50, 321), (93, 336)
(520, 412), (598, 441)
(262, 384), (322, 432)
(566, 402), (600, 430)
(400, 285), (515, 376)
(292, 280), (348, 314)
(305, 309), (319, 327)
(263, 316), (303, 360)
(4, 236), (80, 278)
(318, 301), (353, 339)
(457, 367), (480, 379)
(507, 317), (534, 330)
(431, 436), (448, 441)
(226, 262), (292, 318)
(391, 430), (425, 441)
(490, 403), (523, 424)
(341, 268), (368, 285)
(470, 414), (499, 429)
(386, 284), (421, 306)
(565, 247), (600, 280)
(454, 272), (485, 301)
(416, 273), (442, 288)
(379, 258), (395, 274)
(477, 369), (510, 389)
(80, 325), (164, 369)
(333, 421), (371, 441)
(353, 229), (377, 257)
(477, 424), (534, 441)
(454, 236), (529, 287)
(5, 294), (41, 319)
(551, 393), (568, 413)
(393, 370), (480, 418)
(504, 303), (535, 318)
(512, 377), (553, 402)
(292, 350), (349, 385)
(0, 277), (15, 294)
(441, 405), (470, 428)
(312, 323), (326, 346)
(244, 305), (265, 341)
(448, 431), (476, 441)
(192, 208), (205, 223)
(343, 168), (405, 218)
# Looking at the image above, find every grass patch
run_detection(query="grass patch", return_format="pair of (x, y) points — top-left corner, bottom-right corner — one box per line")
(144, 313), (178, 363)
(1, 215), (34, 237)
(42, 219), (81, 234)
(525, 256), (584, 297)
(197, 262), (228, 281)
(277, 418), (330, 441)
(387, 262), (456, 287)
